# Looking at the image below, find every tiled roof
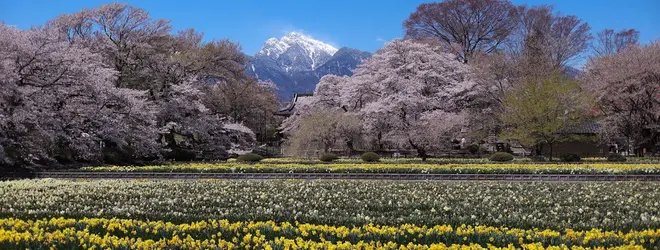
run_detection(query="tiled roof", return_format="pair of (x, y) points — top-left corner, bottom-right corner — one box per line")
(560, 121), (601, 134)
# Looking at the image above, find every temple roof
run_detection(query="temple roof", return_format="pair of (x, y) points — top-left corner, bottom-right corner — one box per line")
(559, 120), (602, 134)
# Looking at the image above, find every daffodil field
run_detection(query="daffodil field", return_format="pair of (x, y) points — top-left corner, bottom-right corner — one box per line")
(0, 179), (659, 249)
(79, 162), (660, 175)
(0, 217), (658, 249)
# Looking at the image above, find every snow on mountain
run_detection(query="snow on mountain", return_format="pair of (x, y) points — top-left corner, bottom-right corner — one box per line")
(248, 32), (370, 100)
(258, 38), (291, 57)
(256, 32), (338, 70)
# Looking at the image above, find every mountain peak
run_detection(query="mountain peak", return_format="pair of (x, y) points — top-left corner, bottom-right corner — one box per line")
(256, 32), (338, 69)
(248, 33), (371, 100)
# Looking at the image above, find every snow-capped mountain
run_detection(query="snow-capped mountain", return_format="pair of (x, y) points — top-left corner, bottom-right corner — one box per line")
(256, 32), (338, 71)
(247, 32), (371, 100)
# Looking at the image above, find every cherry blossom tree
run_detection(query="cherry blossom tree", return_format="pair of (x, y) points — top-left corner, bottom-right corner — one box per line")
(584, 42), (660, 155)
(44, 3), (271, 161)
(1, 3), (267, 167)
(283, 39), (476, 159)
(157, 82), (256, 160)
(0, 24), (158, 167)
(47, 3), (172, 91)
(406, 111), (469, 160)
(350, 39), (475, 158)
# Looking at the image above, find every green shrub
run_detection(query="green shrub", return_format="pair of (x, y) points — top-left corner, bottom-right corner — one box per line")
(360, 152), (381, 162)
(319, 153), (339, 162)
(236, 153), (263, 163)
(467, 144), (480, 154)
(607, 153), (627, 162)
(489, 152), (514, 162)
(560, 153), (581, 162)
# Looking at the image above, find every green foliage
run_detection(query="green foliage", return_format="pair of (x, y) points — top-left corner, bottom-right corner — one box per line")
(560, 153), (581, 162)
(489, 152), (514, 162)
(607, 153), (627, 162)
(360, 152), (381, 162)
(500, 73), (590, 159)
(236, 153), (263, 163)
(319, 153), (339, 162)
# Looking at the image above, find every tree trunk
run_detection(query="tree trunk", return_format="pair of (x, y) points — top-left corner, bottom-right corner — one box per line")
(346, 140), (355, 156)
(408, 139), (428, 161)
(548, 143), (553, 161)
(377, 132), (384, 151)
(419, 148), (428, 161)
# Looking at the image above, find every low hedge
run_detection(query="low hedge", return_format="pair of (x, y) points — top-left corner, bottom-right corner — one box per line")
(560, 153), (581, 162)
(236, 153), (263, 163)
(319, 153), (339, 162)
(361, 152), (381, 162)
(489, 152), (514, 162)
(607, 153), (627, 162)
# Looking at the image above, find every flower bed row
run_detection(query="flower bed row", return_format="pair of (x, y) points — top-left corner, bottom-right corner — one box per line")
(258, 157), (660, 164)
(0, 217), (656, 249)
(1, 179), (658, 231)
(76, 162), (660, 175)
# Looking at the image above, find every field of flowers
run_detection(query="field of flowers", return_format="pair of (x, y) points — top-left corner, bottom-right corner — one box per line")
(1, 179), (659, 249)
(79, 162), (660, 175)
(0, 217), (657, 249)
(1, 179), (658, 232)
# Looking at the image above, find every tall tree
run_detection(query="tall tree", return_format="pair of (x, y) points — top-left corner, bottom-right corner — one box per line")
(0, 3), (269, 166)
(592, 29), (640, 57)
(584, 42), (660, 155)
(49, 3), (276, 154)
(466, 51), (518, 141)
(468, 5), (591, 144)
(49, 4), (256, 101)
(48, 3), (172, 92)
(499, 73), (588, 159)
(201, 78), (279, 143)
(0, 24), (159, 167)
(510, 5), (592, 69)
(404, 0), (519, 63)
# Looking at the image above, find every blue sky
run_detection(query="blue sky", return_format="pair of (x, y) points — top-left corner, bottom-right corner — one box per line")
(2, 0), (659, 56)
